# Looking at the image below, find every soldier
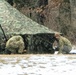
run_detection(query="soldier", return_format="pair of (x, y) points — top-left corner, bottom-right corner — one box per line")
(54, 33), (72, 54)
(6, 35), (25, 54)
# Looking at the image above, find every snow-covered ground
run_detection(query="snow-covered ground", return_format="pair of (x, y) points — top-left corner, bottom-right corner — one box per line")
(70, 45), (76, 53)
(0, 46), (76, 75)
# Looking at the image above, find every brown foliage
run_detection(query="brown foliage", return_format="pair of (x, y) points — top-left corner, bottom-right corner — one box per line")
(6, 0), (76, 44)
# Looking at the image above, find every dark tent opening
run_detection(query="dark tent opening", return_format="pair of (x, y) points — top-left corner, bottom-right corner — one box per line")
(21, 33), (55, 54)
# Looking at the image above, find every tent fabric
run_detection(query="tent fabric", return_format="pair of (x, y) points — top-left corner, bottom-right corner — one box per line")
(0, 0), (57, 35)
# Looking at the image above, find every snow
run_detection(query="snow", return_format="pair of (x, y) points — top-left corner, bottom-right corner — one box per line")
(70, 45), (76, 53)
(0, 46), (76, 75)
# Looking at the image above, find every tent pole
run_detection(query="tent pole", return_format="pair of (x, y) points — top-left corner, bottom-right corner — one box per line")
(0, 24), (7, 42)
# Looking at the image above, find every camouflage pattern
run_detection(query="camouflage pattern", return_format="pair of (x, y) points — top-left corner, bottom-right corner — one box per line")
(6, 35), (25, 54)
(0, 0), (60, 54)
(0, 0), (57, 35)
(26, 34), (55, 54)
(58, 36), (72, 54)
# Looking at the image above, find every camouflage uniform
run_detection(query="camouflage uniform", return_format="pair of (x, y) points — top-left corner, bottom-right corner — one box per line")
(6, 35), (25, 54)
(58, 36), (72, 54)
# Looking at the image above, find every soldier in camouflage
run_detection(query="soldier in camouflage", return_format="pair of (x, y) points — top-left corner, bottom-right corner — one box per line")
(54, 33), (72, 54)
(6, 35), (25, 54)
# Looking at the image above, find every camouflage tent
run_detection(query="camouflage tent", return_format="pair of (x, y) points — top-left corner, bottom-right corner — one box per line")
(0, 0), (59, 54)
(0, 0), (57, 35)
